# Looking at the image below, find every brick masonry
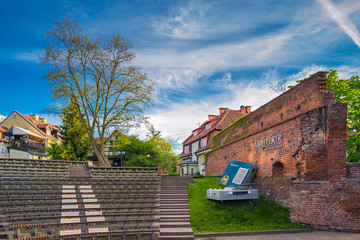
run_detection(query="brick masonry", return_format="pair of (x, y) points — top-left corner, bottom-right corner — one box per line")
(205, 72), (360, 232)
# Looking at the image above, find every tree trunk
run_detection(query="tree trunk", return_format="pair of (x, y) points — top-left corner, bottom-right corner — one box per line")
(89, 136), (111, 167)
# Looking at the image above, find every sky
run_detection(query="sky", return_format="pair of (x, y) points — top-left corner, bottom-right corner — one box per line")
(1, 0), (360, 151)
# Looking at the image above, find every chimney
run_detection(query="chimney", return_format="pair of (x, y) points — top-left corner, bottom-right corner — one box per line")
(245, 106), (251, 113)
(219, 108), (229, 115)
(208, 115), (217, 121)
(240, 105), (246, 112)
(31, 114), (39, 121)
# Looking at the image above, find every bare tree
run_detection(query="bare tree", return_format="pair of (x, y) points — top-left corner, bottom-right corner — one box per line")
(41, 16), (154, 167)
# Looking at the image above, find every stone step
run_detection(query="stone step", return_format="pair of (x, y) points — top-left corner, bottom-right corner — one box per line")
(160, 222), (191, 228)
(159, 236), (194, 240)
(161, 204), (189, 208)
(161, 211), (190, 215)
(161, 200), (189, 204)
(160, 218), (190, 223)
(159, 215), (190, 219)
(160, 227), (194, 236)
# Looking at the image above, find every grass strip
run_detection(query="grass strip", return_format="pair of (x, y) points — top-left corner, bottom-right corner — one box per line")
(188, 176), (307, 233)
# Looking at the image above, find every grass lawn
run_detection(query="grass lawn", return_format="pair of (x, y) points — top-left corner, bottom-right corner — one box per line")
(188, 176), (308, 234)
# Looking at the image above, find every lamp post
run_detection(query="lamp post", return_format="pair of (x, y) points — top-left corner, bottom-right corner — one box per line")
(5, 135), (15, 158)
(116, 151), (126, 166)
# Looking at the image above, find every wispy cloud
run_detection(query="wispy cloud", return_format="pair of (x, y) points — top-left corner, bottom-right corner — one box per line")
(137, 32), (293, 91)
(317, 0), (360, 47)
(12, 51), (42, 62)
(153, 0), (211, 39)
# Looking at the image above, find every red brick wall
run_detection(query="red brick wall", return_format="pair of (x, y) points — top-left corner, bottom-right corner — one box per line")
(205, 71), (359, 232)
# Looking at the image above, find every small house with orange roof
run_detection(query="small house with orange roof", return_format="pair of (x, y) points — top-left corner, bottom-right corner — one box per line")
(0, 110), (60, 159)
(178, 106), (251, 176)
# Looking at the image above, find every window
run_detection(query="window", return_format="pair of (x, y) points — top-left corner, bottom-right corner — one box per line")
(13, 114), (16, 119)
(191, 168), (195, 175)
(193, 131), (197, 137)
(206, 123), (211, 130)
(1, 148), (4, 153)
(200, 138), (207, 148)
(184, 145), (190, 153)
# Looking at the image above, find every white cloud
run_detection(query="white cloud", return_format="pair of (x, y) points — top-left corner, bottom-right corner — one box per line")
(137, 32), (293, 90)
(153, 0), (211, 39)
(317, 0), (360, 47)
(12, 51), (42, 62)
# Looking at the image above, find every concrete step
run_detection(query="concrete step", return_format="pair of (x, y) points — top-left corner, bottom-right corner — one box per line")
(159, 215), (190, 219)
(160, 222), (191, 228)
(161, 204), (189, 209)
(161, 200), (189, 204)
(160, 227), (194, 236)
(161, 211), (190, 215)
(159, 235), (194, 240)
(160, 218), (190, 222)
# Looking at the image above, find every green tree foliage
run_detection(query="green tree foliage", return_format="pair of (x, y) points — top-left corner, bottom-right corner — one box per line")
(327, 70), (360, 162)
(41, 16), (153, 167)
(46, 101), (91, 161)
(121, 136), (162, 168)
(146, 124), (179, 173)
(112, 125), (179, 172)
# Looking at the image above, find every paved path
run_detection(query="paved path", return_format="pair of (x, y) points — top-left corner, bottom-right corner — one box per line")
(196, 231), (360, 240)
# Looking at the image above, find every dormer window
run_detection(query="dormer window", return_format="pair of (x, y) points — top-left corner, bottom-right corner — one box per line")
(193, 131), (197, 137)
(184, 145), (190, 153)
(200, 137), (207, 148)
(206, 123), (211, 130)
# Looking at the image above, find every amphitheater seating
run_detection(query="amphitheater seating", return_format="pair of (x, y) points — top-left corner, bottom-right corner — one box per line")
(0, 158), (161, 239)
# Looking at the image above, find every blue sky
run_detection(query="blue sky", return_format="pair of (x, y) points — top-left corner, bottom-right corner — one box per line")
(1, 0), (360, 146)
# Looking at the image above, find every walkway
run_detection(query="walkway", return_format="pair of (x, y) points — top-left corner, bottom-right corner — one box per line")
(196, 230), (360, 240)
(159, 176), (194, 240)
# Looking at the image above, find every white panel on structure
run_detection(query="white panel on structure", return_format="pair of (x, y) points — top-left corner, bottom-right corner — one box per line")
(88, 227), (108, 233)
(62, 212), (80, 217)
(62, 185), (75, 189)
(62, 204), (79, 209)
(62, 194), (76, 198)
(85, 211), (102, 216)
(80, 189), (93, 193)
(83, 198), (97, 203)
(79, 185), (92, 189)
(60, 229), (81, 235)
(62, 190), (76, 193)
(62, 199), (77, 203)
(87, 217), (105, 222)
(60, 218), (81, 223)
(82, 194), (96, 198)
(84, 204), (100, 209)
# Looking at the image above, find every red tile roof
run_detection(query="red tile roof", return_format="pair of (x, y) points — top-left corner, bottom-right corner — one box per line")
(180, 108), (249, 159)
(13, 110), (59, 140)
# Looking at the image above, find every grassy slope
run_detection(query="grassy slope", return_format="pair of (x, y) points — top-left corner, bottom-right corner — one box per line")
(188, 176), (307, 233)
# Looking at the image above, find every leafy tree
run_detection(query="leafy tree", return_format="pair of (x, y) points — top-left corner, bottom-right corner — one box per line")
(60, 100), (91, 161)
(46, 100), (91, 161)
(327, 70), (360, 162)
(146, 124), (179, 173)
(121, 136), (162, 167)
(41, 16), (153, 166)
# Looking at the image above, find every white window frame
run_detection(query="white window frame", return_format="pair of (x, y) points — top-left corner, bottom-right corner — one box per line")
(193, 131), (197, 137)
(200, 137), (207, 148)
(184, 145), (190, 153)
(206, 123), (211, 130)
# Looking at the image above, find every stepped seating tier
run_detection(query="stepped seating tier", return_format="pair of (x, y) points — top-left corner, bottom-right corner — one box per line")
(0, 158), (161, 239)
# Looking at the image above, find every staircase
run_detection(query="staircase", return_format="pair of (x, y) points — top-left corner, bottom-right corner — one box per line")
(159, 176), (194, 240)
(69, 165), (91, 178)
